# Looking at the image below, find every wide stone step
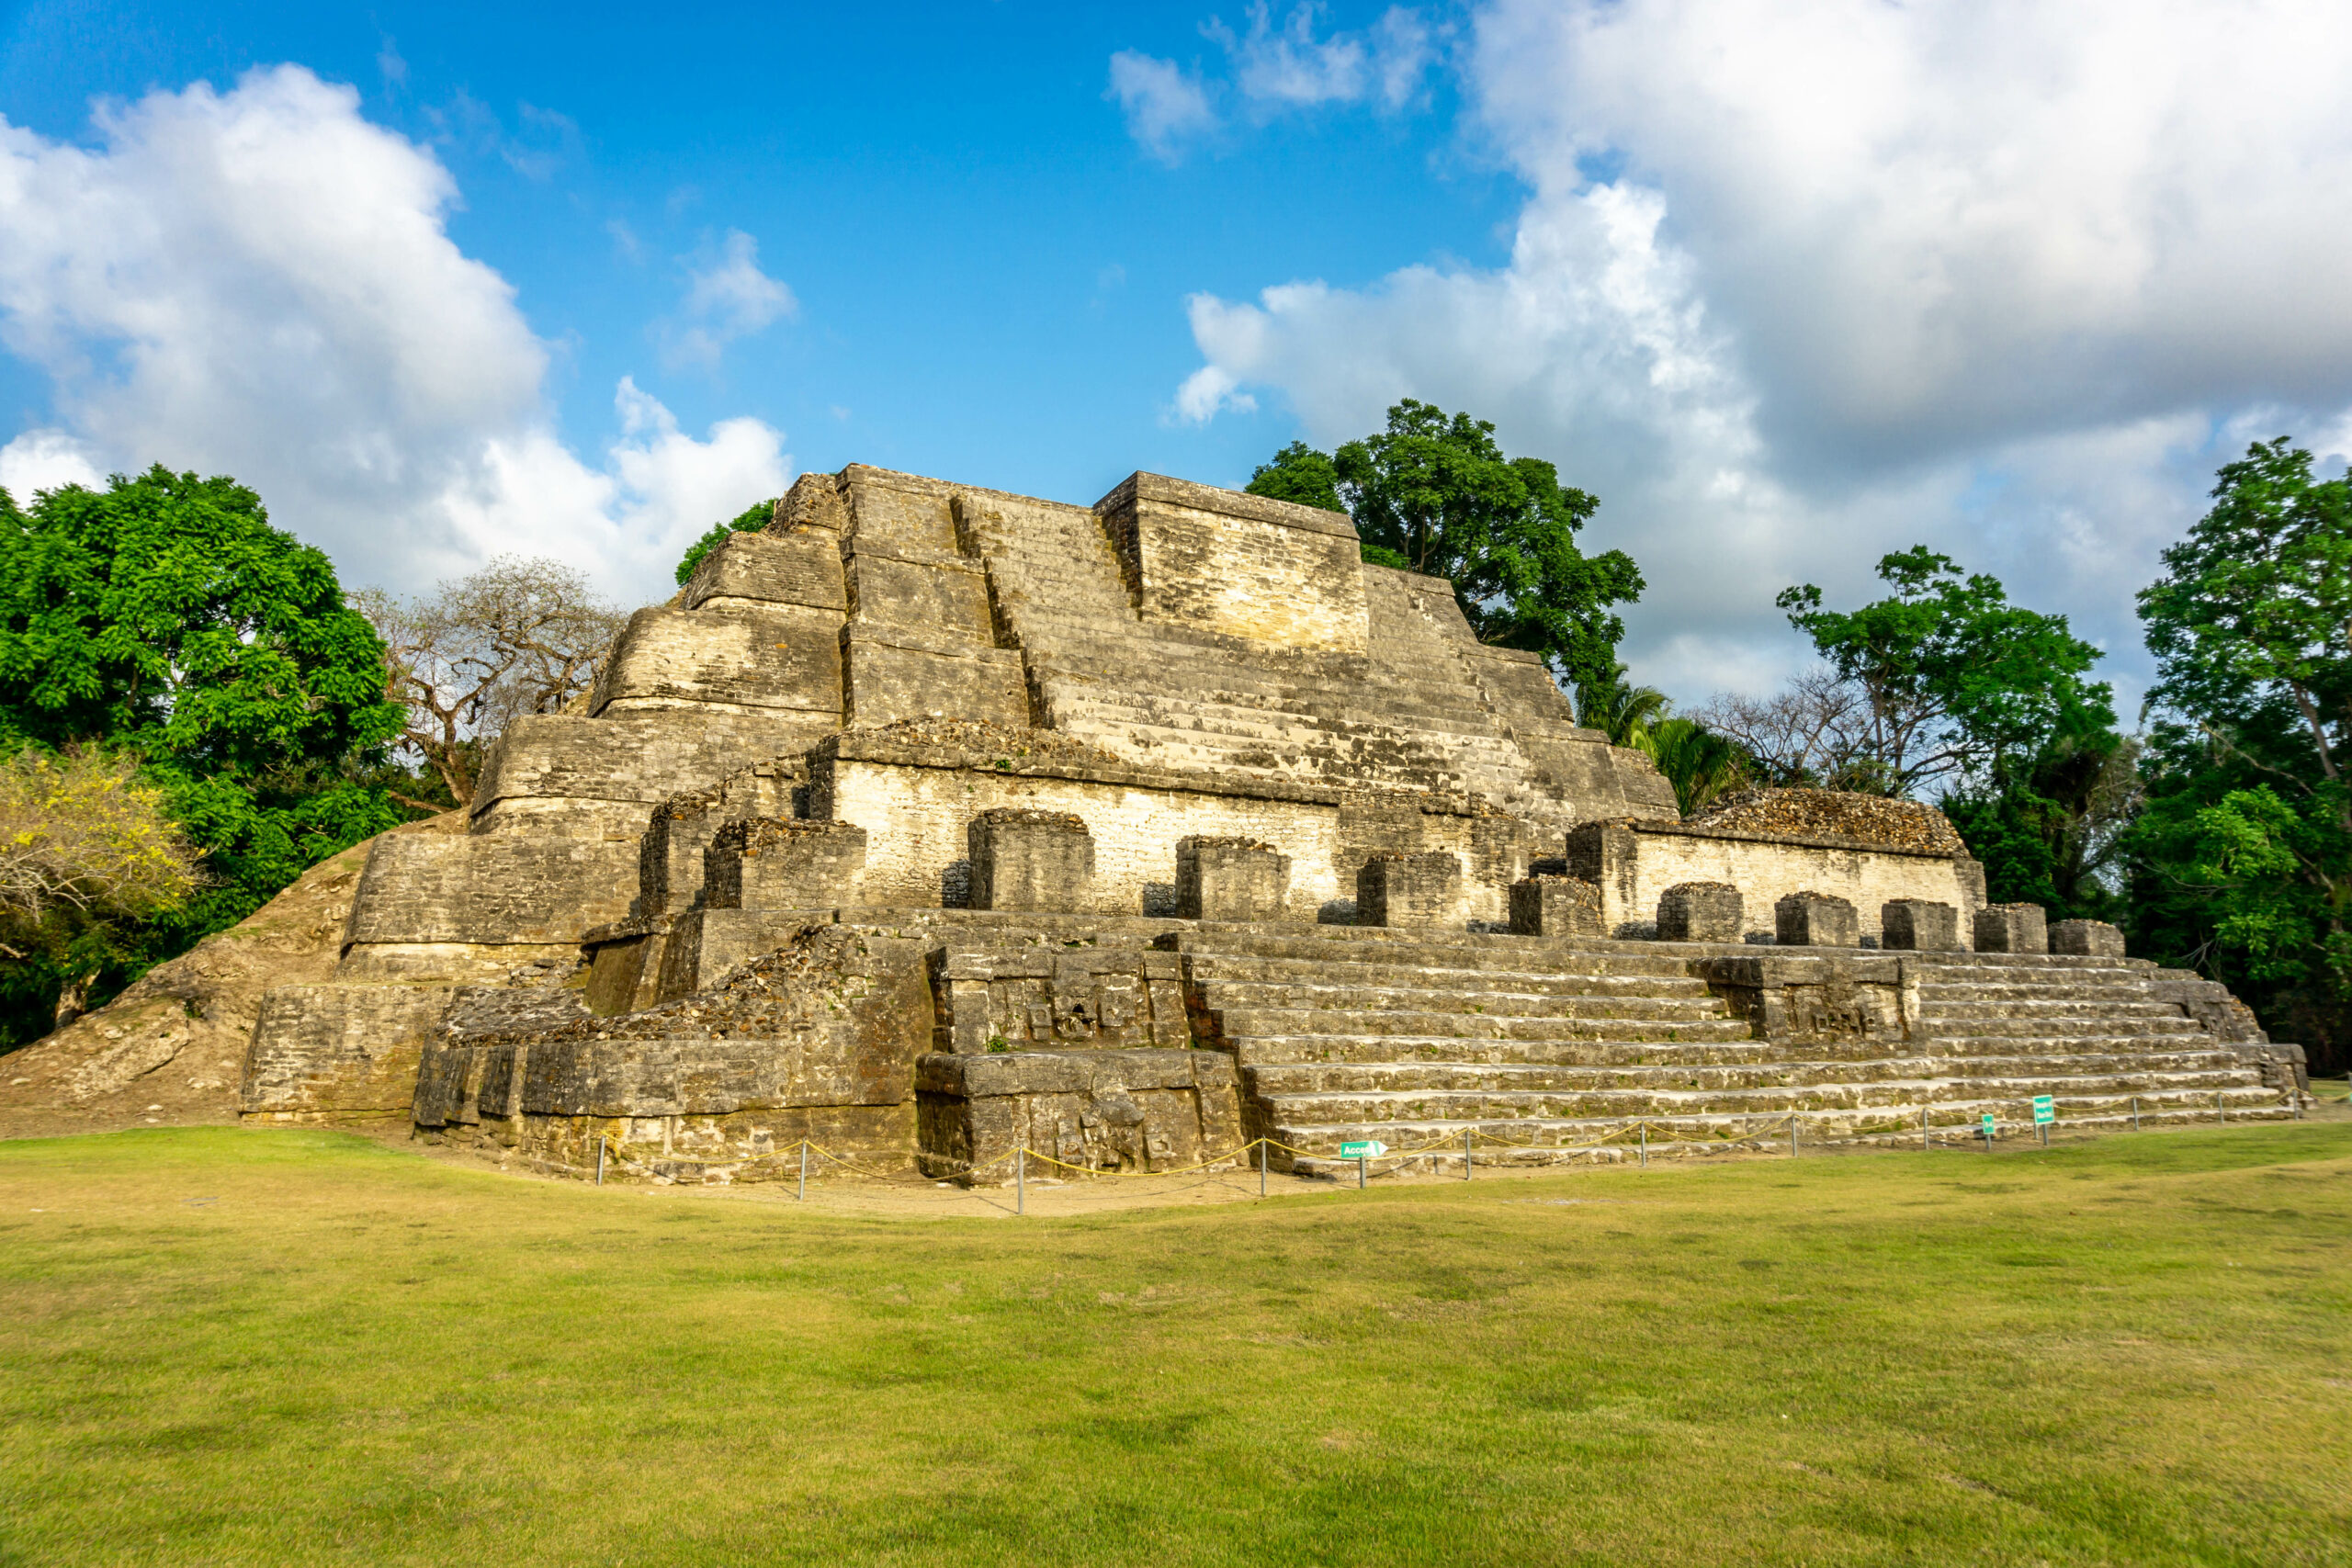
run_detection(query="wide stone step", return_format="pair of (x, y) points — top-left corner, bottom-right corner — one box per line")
(1174, 933), (1698, 979)
(1925, 1016), (2207, 1040)
(1245, 1048), (2251, 1096)
(1909, 955), (2158, 977)
(1915, 979), (2174, 1001)
(1268, 1093), (2296, 1173)
(1263, 1072), (2276, 1125)
(1918, 998), (2188, 1021)
(1071, 722), (1469, 790)
(1195, 982), (1731, 1021)
(1227, 1030), (2255, 1069)
(1209, 1007), (1756, 1043)
(1064, 689), (1510, 745)
(1181, 953), (1716, 998)
(1230, 1035), (1800, 1068)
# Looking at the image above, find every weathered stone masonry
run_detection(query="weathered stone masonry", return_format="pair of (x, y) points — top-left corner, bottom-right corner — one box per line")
(239, 461), (2302, 1178)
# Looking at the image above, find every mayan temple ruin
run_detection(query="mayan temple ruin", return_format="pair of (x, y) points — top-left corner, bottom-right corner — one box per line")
(238, 464), (2309, 1180)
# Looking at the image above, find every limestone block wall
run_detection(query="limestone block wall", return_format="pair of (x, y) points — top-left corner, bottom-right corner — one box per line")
(240, 984), (458, 1122)
(808, 733), (1528, 923)
(931, 946), (1190, 1053)
(820, 748), (1341, 917)
(914, 1049), (1241, 1181)
(1567, 821), (1985, 945)
(1096, 472), (1370, 656)
(593, 604), (842, 717)
(469, 710), (819, 838)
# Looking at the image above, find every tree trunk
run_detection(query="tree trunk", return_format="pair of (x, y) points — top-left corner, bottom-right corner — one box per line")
(52, 970), (97, 1030)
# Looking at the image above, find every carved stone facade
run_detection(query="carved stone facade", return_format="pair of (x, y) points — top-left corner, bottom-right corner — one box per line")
(231, 461), (2300, 1170)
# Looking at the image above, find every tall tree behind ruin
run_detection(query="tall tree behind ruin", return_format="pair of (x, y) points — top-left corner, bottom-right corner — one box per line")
(356, 558), (627, 809)
(1245, 400), (1645, 698)
(0, 467), (404, 1045)
(1775, 547), (2114, 797)
(2128, 436), (2352, 1072)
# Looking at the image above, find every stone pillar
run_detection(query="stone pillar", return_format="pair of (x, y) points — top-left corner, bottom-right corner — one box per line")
(1881, 899), (1961, 952)
(2051, 919), (2125, 958)
(1564, 822), (1640, 935)
(1510, 874), (1602, 938)
(1358, 852), (1463, 929)
(1175, 836), (1291, 921)
(969, 808), (1094, 912)
(704, 818), (867, 910)
(1974, 902), (2049, 954)
(1776, 891), (1859, 948)
(1657, 882), (1742, 943)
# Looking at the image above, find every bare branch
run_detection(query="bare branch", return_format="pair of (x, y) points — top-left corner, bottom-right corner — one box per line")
(356, 558), (627, 806)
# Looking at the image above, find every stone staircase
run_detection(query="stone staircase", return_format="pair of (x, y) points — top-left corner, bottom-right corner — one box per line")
(1172, 928), (2293, 1175)
(952, 489), (1575, 815)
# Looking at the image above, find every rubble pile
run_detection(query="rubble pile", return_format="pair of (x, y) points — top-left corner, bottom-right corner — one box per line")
(1686, 788), (1965, 854)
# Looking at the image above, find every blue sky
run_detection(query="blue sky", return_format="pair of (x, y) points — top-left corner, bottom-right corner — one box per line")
(4, 1), (2350, 709)
(0, 0), (1506, 505)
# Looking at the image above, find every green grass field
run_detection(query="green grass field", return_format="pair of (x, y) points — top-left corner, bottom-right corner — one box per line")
(3, 1124), (2347, 1567)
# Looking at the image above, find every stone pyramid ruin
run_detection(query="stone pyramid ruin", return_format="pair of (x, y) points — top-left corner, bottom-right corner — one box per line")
(240, 464), (2308, 1180)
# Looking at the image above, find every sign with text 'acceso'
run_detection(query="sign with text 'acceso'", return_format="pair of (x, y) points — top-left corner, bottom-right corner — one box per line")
(1340, 1140), (1388, 1159)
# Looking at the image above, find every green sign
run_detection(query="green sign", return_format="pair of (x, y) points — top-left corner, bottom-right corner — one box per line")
(1340, 1140), (1388, 1159)
(2031, 1095), (2056, 1125)
(1981, 1112), (1996, 1135)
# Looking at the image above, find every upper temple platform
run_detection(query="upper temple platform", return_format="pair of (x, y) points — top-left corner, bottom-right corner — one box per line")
(485, 462), (1679, 840)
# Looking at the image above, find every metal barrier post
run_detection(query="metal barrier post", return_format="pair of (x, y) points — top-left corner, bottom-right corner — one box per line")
(2132, 1095), (2140, 1133)
(1016, 1146), (1026, 1215)
(1921, 1106), (1929, 1151)
(1357, 1153), (1367, 1190)
(1791, 1119), (1799, 1158)
(1464, 1126), (1473, 1180)
(797, 1140), (808, 1201)
(2218, 1091), (2226, 1124)
(1259, 1138), (1268, 1197)
(595, 1138), (605, 1185)
(1639, 1123), (1647, 1168)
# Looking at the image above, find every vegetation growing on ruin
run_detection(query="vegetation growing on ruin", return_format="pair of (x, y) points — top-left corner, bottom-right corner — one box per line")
(0, 468), (404, 1043)
(674, 497), (777, 585)
(1, 1123), (2344, 1564)
(1248, 400), (1645, 700)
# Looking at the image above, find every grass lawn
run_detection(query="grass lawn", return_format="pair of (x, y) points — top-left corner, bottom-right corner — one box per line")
(2, 1124), (2347, 1567)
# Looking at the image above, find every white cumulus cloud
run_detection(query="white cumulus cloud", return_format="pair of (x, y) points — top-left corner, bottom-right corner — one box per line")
(1212, 4), (1434, 112)
(659, 228), (797, 371)
(0, 428), (106, 502)
(0, 65), (789, 604)
(1176, 0), (2352, 707)
(1109, 51), (1219, 164)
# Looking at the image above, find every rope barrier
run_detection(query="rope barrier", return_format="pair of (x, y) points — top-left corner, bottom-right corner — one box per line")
(577, 1089), (2290, 1203)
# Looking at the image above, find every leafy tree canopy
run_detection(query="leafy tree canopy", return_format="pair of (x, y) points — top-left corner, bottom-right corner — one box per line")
(1247, 400), (1644, 696)
(674, 499), (776, 586)
(2127, 438), (2352, 1068)
(0, 468), (404, 1039)
(2139, 436), (2352, 800)
(1778, 547), (2115, 795)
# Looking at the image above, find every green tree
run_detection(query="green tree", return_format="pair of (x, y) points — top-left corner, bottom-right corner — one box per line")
(1637, 716), (1754, 816)
(674, 499), (777, 586)
(1573, 661), (1670, 747)
(1778, 547), (2115, 796)
(0, 467), (405, 1043)
(2129, 437), (2352, 1070)
(1247, 400), (1644, 695)
(1940, 726), (2139, 919)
